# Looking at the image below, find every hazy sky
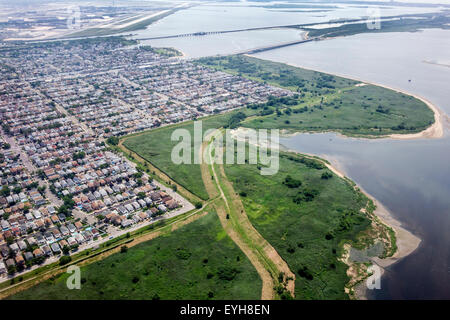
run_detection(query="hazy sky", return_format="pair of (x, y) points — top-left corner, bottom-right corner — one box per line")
(358, 0), (450, 4)
(2, 0), (450, 6)
(269, 0), (450, 4)
(181, 0), (450, 6)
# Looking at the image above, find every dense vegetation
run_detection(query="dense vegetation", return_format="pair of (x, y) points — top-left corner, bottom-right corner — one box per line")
(140, 45), (183, 57)
(124, 55), (435, 202)
(25, 55), (410, 300)
(197, 55), (434, 136)
(224, 152), (371, 299)
(9, 213), (261, 300)
(198, 55), (356, 94)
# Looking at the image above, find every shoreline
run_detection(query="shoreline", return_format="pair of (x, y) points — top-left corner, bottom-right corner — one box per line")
(178, 48), (187, 58)
(254, 59), (445, 140)
(285, 149), (422, 299)
(222, 58), (441, 298)
(252, 60), (444, 297)
(231, 127), (422, 299)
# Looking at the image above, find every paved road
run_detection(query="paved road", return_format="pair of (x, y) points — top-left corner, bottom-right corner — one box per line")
(0, 128), (62, 207)
(0, 80), (195, 284)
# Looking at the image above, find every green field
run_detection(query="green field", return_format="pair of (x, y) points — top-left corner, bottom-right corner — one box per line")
(197, 55), (434, 136)
(224, 152), (371, 299)
(30, 55), (408, 300)
(9, 213), (261, 300)
(123, 56), (435, 202)
(123, 109), (257, 200)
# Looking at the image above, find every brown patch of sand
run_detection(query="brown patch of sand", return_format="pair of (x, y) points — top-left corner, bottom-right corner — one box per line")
(217, 164), (296, 297)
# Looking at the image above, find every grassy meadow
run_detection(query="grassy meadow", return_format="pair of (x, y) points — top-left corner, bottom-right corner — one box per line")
(9, 213), (261, 300)
(123, 109), (257, 200)
(33, 55), (410, 300)
(224, 152), (371, 299)
(124, 55), (434, 201)
(197, 55), (434, 136)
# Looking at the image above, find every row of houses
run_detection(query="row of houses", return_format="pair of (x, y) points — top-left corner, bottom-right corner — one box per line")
(0, 43), (188, 276)
(0, 37), (297, 277)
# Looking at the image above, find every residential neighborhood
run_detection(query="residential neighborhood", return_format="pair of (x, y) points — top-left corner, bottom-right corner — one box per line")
(0, 38), (292, 280)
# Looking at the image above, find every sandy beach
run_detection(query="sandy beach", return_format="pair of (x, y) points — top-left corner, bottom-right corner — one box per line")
(263, 64), (444, 281)
(231, 127), (422, 276)
(288, 151), (421, 299)
(265, 65), (445, 289)
(232, 126), (422, 299)
(297, 151), (420, 260)
(230, 59), (445, 298)
(387, 93), (443, 140)
(321, 157), (422, 261)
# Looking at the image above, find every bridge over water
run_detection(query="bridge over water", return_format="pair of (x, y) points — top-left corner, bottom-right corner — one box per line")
(234, 37), (319, 55)
(133, 16), (371, 42)
(136, 24), (322, 55)
(134, 25), (304, 41)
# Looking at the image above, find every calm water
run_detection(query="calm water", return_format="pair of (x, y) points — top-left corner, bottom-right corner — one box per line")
(129, 1), (442, 58)
(257, 29), (450, 299)
(133, 2), (442, 37)
(137, 2), (450, 299)
(139, 29), (306, 58)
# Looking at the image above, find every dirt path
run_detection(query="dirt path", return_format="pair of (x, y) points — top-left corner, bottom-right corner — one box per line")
(216, 163), (296, 297)
(199, 138), (273, 300)
(0, 205), (210, 299)
(200, 131), (295, 299)
(214, 204), (274, 300)
(199, 137), (220, 200)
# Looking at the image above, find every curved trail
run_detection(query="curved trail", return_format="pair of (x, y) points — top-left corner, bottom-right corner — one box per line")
(199, 137), (273, 299)
(200, 131), (295, 299)
(216, 163), (296, 296)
